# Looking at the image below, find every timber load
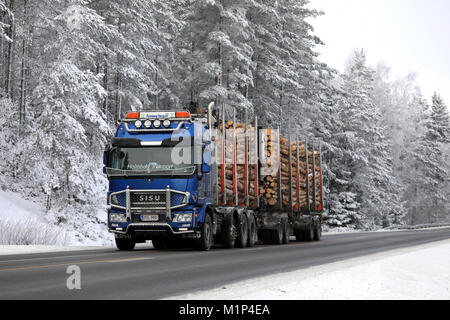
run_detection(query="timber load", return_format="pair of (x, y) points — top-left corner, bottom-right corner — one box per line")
(216, 121), (323, 212)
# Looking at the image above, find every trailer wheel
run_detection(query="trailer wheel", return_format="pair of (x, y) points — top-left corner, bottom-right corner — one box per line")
(313, 224), (322, 241)
(258, 230), (271, 245)
(304, 225), (315, 241)
(282, 220), (290, 244)
(115, 236), (136, 251)
(196, 214), (213, 251)
(236, 214), (249, 248)
(221, 215), (237, 249)
(294, 229), (304, 242)
(272, 224), (283, 245)
(247, 215), (257, 248)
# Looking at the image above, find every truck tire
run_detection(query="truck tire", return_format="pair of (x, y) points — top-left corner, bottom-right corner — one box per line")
(294, 229), (304, 241)
(236, 214), (249, 248)
(152, 238), (166, 250)
(221, 215), (237, 249)
(313, 224), (322, 241)
(247, 215), (257, 248)
(196, 214), (213, 251)
(272, 224), (283, 245)
(282, 220), (290, 244)
(115, 236), (136, 251)
(258, 230), (270, 244)
(304, 225), (315, 242)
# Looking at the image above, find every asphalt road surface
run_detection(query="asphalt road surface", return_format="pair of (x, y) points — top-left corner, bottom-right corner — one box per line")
(0, 228), (449, 300)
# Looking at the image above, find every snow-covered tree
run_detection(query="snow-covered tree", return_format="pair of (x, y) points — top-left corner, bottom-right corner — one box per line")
(326, 50), (405, 229)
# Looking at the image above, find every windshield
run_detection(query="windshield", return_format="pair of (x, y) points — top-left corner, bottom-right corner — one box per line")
(107, 146), (195, 176)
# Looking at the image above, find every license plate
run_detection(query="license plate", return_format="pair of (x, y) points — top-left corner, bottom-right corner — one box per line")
(140, 215), (159, 222)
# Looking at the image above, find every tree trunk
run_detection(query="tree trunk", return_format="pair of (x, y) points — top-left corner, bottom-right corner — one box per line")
(115, 72), (122, 123)
(190, 40), (195, 105)
(5, 0), (15, 97)
(154, 56), (159, 110)
(19, 0), (29, 130)
(103, 57), (109, 122)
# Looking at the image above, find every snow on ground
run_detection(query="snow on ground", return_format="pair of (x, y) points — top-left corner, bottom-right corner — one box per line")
(0, 189), (112, 246)
(167, 239), (450, 300)
(0, 189), (46, 222)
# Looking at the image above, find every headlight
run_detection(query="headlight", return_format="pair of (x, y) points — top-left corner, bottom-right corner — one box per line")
(135, 120), (142, 128)
(163, 120), (171, 128)
(172, 213), (192, 223)
(153, 119), (161, 128)
(144, 120), (152, 128)
(110, 213), (127, 223)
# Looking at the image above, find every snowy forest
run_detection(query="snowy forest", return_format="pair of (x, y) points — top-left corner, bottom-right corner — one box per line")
(0, 0), (449, 243)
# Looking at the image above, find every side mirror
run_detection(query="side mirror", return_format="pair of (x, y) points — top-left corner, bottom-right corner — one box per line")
(202, 163), (211, 174)
(103, 148), (110, 175)
(202, 149), (212, 174)
(103, 150), (109, 166)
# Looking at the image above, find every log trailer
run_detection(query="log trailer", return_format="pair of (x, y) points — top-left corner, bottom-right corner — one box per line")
(103, 102), (324, 250)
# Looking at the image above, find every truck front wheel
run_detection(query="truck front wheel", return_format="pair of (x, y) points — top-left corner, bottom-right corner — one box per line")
(115, 236), (136, 251)
(196, 214), (213, 251)
(152, 238), (167, 250)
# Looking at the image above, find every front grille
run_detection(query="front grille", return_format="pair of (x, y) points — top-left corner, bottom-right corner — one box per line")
(110, 189), (188, 210)
(130, 191), (166, 208)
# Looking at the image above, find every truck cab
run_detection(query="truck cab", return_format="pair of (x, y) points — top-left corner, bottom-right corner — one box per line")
(103, 109), (214, 250)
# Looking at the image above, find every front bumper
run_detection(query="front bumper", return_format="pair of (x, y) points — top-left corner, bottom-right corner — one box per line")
(109, 222), (200, 238)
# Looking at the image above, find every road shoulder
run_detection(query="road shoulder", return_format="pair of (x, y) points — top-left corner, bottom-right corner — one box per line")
(166, 239), (450, 300)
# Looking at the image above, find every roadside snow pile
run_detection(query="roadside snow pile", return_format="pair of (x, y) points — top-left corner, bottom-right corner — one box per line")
(168, 240), (450, 300)
(0, 189), (69, 245)
(0, 190), (111, 246)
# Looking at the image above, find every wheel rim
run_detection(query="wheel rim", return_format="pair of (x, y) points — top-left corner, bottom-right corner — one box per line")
(230, 224), (237, 243)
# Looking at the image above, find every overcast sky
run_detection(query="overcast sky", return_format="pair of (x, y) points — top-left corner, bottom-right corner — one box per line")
(310, 0), (450, 106)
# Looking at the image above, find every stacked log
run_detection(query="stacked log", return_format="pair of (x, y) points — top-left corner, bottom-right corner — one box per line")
(217, 122), (258, 206)
(217, 123), (322, 211)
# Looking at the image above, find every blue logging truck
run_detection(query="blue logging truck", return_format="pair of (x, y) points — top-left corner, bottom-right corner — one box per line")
(103, 103), (324, 250)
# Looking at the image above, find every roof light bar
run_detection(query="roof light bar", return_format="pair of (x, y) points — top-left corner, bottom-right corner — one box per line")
(176, 111), (190, 118)
(126, 112), (140, 119)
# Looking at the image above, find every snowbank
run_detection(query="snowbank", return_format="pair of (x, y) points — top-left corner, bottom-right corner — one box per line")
(0, 189), (112, 246)
(0, 189), (46, 222)
(167, 239), (450, 300)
